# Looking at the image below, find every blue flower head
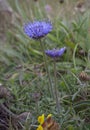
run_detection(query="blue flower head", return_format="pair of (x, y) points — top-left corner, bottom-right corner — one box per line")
(23, 20), (52, 39)
(45, 47), (66, 58)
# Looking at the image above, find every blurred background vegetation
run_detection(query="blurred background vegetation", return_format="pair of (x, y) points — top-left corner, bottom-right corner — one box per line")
(0, 0), (90, 130)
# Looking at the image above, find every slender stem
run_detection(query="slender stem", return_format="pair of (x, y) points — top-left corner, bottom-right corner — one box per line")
(39, 40), (54, 98)
(73, 43), (78, 70)
(53, 58), (60, 114)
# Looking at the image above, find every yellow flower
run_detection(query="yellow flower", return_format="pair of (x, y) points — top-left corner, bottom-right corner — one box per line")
(38, 114), (45, 125)
(37, 125), (43, 130)
(47, 114), (52, 118)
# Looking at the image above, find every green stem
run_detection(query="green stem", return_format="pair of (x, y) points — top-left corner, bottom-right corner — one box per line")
(39, 40), (54, 98)
(73, 43), (78, 70)
(53, 58), (60, 114)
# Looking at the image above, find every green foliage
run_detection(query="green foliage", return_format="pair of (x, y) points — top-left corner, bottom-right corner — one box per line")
(0, 0), (90, 130)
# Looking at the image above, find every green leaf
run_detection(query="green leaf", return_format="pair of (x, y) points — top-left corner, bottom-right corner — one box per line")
(74, 100), (90, 108)
(65, 39), (75, 49)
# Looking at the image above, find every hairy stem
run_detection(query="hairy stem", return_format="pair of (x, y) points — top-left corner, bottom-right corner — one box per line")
(53, 58), (60, 114)
(40, 40), (54, 98)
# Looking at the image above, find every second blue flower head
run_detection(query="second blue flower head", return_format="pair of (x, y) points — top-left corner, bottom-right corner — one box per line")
(45, 47), (66, 58)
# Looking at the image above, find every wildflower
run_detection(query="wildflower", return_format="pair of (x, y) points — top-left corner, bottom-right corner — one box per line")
(37, 125), (43, 130)
(23, 21), (52, 39)
(45, 5), (52, 13)
(45, 47), (66, 58)
(47, 114), (52, 118)
(37, 114), (59, 130)
(38, 114), (45, 125)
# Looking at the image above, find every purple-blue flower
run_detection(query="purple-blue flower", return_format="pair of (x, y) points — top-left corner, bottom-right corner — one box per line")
(45, 47), (66, 58)
(23, 21), (52, 39)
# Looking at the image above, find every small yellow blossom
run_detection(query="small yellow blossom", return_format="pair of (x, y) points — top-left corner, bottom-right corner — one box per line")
(38, 114), (45, 125)
(37, 125), (43, 130)
(47, 114), (52, 118)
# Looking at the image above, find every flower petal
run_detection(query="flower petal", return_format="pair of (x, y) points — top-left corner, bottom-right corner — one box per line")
(37, 125), (43, 130)
(38, 114), (45, 125)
